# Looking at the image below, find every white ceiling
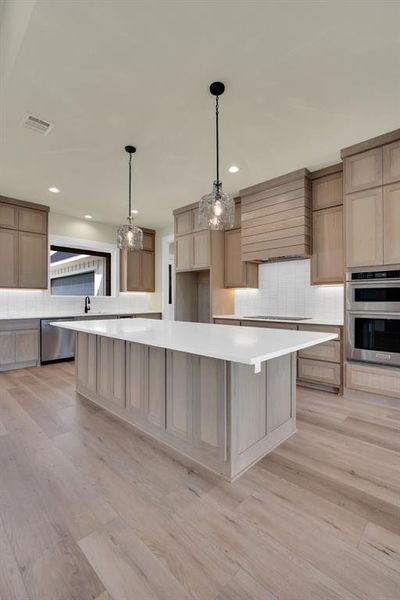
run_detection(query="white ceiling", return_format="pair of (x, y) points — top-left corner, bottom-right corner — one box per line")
(1, 0), (400, 229)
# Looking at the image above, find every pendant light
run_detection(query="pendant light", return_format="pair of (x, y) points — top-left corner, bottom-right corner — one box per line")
(198, 81), (234, 230)
(117, 145), (143, 251)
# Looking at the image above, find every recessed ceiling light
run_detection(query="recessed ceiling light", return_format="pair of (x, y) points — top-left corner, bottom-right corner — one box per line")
(84, 215), (92, 220)
(228, 165), (239, 173)
(131, 209), (138, 214)
(48, 187), (60, 193)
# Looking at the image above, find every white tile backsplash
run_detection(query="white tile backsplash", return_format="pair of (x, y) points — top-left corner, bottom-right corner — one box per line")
(235, 259), (344, 322)
(0, 289), (155, 318)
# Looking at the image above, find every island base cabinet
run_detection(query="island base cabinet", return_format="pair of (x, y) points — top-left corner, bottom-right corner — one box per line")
(74, 334), (297, 481)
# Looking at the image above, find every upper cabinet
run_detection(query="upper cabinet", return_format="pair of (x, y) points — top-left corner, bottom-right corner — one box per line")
(0, 196), (49, 289)
(224, 200), (258, 289)
(343, 147), (382, 194)
(240, 169), (311, 262)
(341, 128), (400, 268)
(174, 205), (210, 272)
(120, 228), (155, 292)
(383, 140), (400, 185)
(310, 165), (343, 285)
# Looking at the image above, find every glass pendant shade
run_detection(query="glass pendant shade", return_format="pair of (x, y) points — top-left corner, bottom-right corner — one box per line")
(117, 218), (143, 251)
(117, 145), (143, 251)
(198, 181), (235, 230)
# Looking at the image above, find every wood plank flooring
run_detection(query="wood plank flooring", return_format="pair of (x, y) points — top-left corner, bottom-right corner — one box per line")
(0, 362), (399, 600)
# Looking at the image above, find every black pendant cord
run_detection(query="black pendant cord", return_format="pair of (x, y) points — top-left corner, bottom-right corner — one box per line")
(128, 152), (132, 219)
(215, 95), (220, 196)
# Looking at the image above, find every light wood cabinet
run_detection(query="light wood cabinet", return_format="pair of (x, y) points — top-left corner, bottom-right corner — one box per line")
(175, 234), (193, 270)
(345, 187), (383, 267)
(312, 170), (343, 210)
(126, 342), (166, 430)
(241, 321), (297, 330)
(97, 337), (125, 409)
(214, 319), (241, 326)
(0, 197), (49, 289)
(166, 350), (194, 442)
(224, 228), (258, 288)
(15, 330), (39, 362)
(76, 332), (97, 393)
(0, 332), (17, 365)
(383, 140), (400, 184)
(298, 358), (341, 386)
(346, 362), (400, 399)
(0, 228), (19, 288)
(344, 148), (382, 193)
(0, 202), (18, 229)
(193, 230), (210, 268)
(383, 182), (400, 265)
(175, 209), (193, 236)
(119, 228), (155, 292)
(18, 231), (48, 288)
(298, 340), (341, 363)
(18, 207), (47, 234)
(311, 205), (343, 284)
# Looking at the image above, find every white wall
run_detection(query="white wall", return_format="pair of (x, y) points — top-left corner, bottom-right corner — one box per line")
(0, 212), (163, 317)
(234, 259), (344, 323)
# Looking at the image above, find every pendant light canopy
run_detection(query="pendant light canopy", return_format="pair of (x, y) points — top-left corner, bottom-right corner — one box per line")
(117, 145), (143, 251)
(198, 81), (234, 231)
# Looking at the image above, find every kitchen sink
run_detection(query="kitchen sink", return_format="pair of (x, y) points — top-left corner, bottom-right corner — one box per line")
(243, 315), (309, 321)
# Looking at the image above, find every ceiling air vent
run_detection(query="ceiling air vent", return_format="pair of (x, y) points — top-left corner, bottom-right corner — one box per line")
(22, 113), (54, 136)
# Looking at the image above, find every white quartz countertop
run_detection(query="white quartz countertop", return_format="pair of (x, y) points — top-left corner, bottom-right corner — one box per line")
(0, 310), (161, 321)
(53, 318), (338, 373)
(213, 314), (344, 327)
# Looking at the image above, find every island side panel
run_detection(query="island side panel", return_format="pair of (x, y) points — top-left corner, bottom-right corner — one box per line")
(229, 352), (296, 479)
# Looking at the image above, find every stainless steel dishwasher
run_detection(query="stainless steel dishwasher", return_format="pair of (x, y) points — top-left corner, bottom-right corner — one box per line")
(40, 318), (76, 364)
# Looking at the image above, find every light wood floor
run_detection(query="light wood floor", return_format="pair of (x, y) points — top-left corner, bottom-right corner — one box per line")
(0, 362), (399, 600)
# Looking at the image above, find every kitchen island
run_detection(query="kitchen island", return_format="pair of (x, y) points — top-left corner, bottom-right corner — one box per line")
(53, 319), (337, 480)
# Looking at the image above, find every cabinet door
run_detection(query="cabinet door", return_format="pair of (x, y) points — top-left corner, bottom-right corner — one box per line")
(0, 202), (18, 229)
(193, 356), (226, 460)
(175, 210), (193, 236)
(383, 140), (400, 184)
(141, 251), (155, 292)
(311, 205), (343, 284)
(0, 228), (18, 287)
(76, 332), (97, 392)
(312, 171), (343, 210)
(15, 330), (39, 363)
(18, 232), (48, 288)
(97, 337), (125, 408)
(383, 182), (400, 264)
(0, 332), (16, 365)
(166, 350), (193, 442)
(344, 148), (382, 193)
(225, 228), (245, 287)
(193, 230), (210, 268)
(175, 234), (193, 271)
(126, 250), (141, 290)
(345, 188), (383, 267)
(18, 207), (47, 234)
(142, 231), (155, 251)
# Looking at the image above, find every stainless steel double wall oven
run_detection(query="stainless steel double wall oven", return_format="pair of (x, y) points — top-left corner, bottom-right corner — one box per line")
(346, 266), (400, 367)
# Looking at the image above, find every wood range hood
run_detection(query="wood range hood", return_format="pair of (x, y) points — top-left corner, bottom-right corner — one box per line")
(240, 168), (311, 263)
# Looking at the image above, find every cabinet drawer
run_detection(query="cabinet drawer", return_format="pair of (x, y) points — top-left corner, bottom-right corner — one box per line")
(298, 358), (341, 386)
(0, 319), (40, 331)
(298, 340), (340, 363)
(241, 321), (298, 330)
(298, 324), (341, 341)
(346, 362), (400, 399)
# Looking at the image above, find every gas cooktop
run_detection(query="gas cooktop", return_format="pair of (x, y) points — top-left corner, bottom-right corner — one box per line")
(243, 315), (309, 321)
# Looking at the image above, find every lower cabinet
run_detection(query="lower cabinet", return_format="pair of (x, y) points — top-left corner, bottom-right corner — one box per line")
(298, 358), (341, 387)
(0, 320), (40, 371)
(97, 337), (125, 409)
(126, 342), (165, 429)
(76, 332), (97, 392)
(346, 362), (400, 399)
(166, 350), (227, 464)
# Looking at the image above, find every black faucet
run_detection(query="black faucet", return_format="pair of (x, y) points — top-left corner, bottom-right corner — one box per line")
(84, 296), (91, 314)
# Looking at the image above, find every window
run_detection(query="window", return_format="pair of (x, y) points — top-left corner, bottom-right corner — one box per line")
(50, 245), (111, 296)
